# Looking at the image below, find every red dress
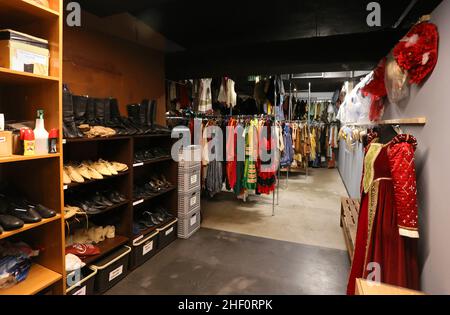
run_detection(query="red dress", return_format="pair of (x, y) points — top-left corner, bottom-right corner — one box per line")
(347, 134), (420, 295)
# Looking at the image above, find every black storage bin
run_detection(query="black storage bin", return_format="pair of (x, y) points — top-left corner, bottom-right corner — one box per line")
(90, 245), (131, 294)
(129, 230), (159, 269)
(157, 219), (178, 250)
(66, 267), (97, 295)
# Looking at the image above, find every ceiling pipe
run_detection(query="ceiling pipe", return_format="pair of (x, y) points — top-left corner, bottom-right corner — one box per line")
(392, 0), (419, 28)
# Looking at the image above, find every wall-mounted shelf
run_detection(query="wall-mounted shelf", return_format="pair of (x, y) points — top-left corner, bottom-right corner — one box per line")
(0, 214), (61, 241)
(0, 0), (59, 25)
(0, 67), (60, 84)
(0, 153), (60, 164)
(0, 264), (62, 295)
(346, 117), (427, 127)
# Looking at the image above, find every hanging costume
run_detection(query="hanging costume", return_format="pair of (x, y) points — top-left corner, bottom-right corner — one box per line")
(347, 134), (420, 295)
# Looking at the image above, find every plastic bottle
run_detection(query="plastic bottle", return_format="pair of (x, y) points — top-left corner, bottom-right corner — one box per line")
(34, 109), (49, 155)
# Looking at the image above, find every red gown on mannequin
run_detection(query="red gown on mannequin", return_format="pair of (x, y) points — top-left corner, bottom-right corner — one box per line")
(347, 134), (420, 295)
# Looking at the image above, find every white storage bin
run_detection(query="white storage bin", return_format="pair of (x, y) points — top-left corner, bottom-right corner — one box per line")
(178, 165), (201, 193)
(178, 190), (201, 216)
(178, 208), (201, 239)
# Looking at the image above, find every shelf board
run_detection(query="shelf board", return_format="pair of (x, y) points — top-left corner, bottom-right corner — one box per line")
(0, 214), (61, 241)
(133, 156), (172, 167)
(65, 170), (130, 189)
(81, 235), (129, 265)
(0, 264), (62, 295)
(133, 133), (171, 139)
(0, 153), (60, 164)
(64, 135), (131, 143)
(0, 67), (59, 85)
(0, 0), (59, 20)
(132, 186), (176, 206)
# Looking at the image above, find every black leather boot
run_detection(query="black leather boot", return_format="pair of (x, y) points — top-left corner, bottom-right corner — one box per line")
(73, 95), (87, 127)
(127, 104), (144, 135)
(63, 85), (82, 138)
(151, 100), (170, 134)
(139, 102), (151, 134)
(95, 98), (106, 126)
(142, 99), (156, 134)
(106, 99), (127, 135)
(110, 99), (137, 135)
(86, 97), (97, 126)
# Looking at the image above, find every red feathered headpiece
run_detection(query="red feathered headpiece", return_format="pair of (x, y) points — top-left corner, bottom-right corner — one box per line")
(393, 22), (439, 84)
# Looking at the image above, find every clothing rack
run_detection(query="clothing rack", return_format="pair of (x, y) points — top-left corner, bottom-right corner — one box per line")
(167, 112), (278, 216)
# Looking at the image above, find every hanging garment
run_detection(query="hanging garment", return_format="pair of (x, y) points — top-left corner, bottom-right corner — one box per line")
(218, 78), (237, 108)
(347, 134), (420, 295)
(198, 78), (213, 112)
(280, 124), (294, 168)
(226, 119), (237, 190)
(243, 119), (258, 191)
(257, 120), (277, 195)
(205, 160), (223, 198)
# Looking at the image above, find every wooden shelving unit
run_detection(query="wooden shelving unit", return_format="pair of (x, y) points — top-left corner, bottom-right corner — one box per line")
(0, 0), (64, 295)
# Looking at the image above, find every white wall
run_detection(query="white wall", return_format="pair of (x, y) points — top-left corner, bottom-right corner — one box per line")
(382, 0), (450, 294)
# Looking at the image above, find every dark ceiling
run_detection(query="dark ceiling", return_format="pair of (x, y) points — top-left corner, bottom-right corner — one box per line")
(78, 0), (443, 84)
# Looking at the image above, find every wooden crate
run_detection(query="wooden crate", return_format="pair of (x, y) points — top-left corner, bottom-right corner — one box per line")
(340, 197), (360, 261)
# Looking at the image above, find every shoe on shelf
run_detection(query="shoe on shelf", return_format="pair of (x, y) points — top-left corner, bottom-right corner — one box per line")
(63, 168), (72, 185)
(111, 161), (128, 172)
(142, 211), (161, 226)
(65, 165), (85, 183)
(75, 163), (92, 180)
(35, 204), (56, 219)
(0, 214), (24, 231)
(88, 160), (112, 176)
(7, 204), (42, 224)
(99, 159), (118, 176)
(81, 162), (103, 180)
(64, 205), (84, 220)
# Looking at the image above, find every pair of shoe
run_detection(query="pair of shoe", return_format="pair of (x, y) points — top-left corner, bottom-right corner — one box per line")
(82, 125), (117, 138)
(136, 206), (173, 229)
(0, 192), (56, 231)
(127, 99), (171, 135)
(66, 225), (116, 246)
(66, 190), (127, 215)
(134, 147), (170, 163)
(64, 160), (128, 184)
(62, 85), (139, 139)
(133, 175), (173, 199)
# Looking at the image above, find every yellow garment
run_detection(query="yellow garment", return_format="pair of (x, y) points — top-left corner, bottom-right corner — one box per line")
(310, 128), (317, 160)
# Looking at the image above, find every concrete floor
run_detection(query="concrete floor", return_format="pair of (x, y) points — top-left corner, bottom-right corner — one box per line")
(108, 168), (350, 295)
(202, 168), (348, 251)
(107, 228), (350, 295)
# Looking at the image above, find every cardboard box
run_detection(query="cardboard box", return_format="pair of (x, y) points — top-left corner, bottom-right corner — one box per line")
(0, 29), (50, 76)
(0, 131), (12, 157)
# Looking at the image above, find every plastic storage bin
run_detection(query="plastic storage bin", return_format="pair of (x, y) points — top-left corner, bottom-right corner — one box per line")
(157, 219), (178, 250)
(66, 267), (97, 295)
(178, 165), (201, 193)
(129, 231), (159, 269)
(178, 190), (201, 216)
(178, 208), (201, 239)
(90, 245), (131, 294)
(178, 145), (201, 170)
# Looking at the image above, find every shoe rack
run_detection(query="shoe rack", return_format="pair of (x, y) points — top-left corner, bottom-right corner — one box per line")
(63, 133), (178, 286)
(0, 0), (65, 295)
